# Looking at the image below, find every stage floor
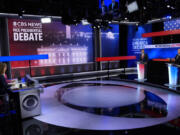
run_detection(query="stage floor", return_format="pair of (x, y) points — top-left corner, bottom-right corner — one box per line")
(34, 80), (180, 130)
(1, 79), (180, 135)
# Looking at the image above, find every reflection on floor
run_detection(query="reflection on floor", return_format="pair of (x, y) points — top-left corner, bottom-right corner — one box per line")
(1, 77), (180, 135)
(60, 83), (167, 118)
(1, 116), (180, 135)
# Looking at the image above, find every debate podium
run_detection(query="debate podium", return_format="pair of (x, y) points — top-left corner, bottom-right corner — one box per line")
(136, 61), (147, 82)
(165, 63), (180, 87)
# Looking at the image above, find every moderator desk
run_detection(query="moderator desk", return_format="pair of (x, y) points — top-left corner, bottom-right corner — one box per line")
(10, 84), (42, 119)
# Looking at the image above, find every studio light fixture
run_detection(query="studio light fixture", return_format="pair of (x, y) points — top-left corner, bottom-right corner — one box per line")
(127, 1), (139, 13)
(82, 19), (90, 25)
(41, 17), (52, 23)
(167, 5), (170, 8)
(166, 15), (172, 19)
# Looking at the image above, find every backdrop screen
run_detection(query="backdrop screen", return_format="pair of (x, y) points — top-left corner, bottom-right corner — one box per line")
(127, 24), (152, 67)
(101, 24), (119, 57)
(127, 18), (180, 67)
(144, 18), (180, 59)
(99, 0), (120, 18)
(8, 19), (93, 77)
(8, 19), (93, 68)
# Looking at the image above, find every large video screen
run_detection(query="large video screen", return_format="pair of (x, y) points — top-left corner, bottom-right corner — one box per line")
(143, 18), (180, 59)
(99, 0), (119, 8)
(145, 18), (180, 59)
(127, 24), (152, 67)
(8, 19), (93, 68)
(8, 19), (93, 77)
(99, 0), (139, 20)
(99, 0), (120, 18)
(127, 18), (180, 68)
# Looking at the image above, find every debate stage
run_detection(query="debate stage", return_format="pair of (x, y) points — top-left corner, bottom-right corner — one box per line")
(34, 80), (180, 131)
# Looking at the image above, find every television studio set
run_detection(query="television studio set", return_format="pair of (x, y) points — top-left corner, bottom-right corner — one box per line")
(1, 0), (180, 135)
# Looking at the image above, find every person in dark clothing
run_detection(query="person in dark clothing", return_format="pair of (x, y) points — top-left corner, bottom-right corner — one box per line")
(0, 63), (10, 95)
(139, 49), (148, 79)
(139, 49), (148, 63)
(174, 49), (180, 65)
(0, 63), (11, 114)
(109, 0), (119, 11)
(101, 0), (108, 16)
(171, 49), (180, 85)
(108, 0), (119, 17)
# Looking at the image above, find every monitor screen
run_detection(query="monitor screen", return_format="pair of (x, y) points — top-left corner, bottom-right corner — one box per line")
(99, 0), (120, 18)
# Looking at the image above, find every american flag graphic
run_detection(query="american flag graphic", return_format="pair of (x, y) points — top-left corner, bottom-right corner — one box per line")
(164, 19), (180, 31)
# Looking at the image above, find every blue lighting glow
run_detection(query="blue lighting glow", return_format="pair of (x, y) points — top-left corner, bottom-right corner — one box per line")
(99, 0), (119, 8)
(101, 24), (119, 57)
(166, 15), (172, 20)
(146, 48), (178, 59)
(168, 64), (178, 86)
(145, 91), (166, 104)
(0, 54), (48, 62)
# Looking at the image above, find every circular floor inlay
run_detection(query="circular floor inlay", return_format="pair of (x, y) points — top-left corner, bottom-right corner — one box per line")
(35, 81), (180, 130)
(61, 85), (145, 108)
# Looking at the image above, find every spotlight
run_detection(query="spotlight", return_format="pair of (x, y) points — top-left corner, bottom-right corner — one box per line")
(167, 5), (170, 8)
(171, 6), (175, 10)
(82, 20), (90, 25)
(166, 15), (172, 19)
(41, 17), (52, 23)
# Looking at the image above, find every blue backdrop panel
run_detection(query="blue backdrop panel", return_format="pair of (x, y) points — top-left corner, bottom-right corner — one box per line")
(127, 24), (152, 67)
(101, 24), (119, 57)
(146, 48), (178, 59)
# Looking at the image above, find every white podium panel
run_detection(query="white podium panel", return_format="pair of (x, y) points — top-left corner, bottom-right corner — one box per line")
(165, 63), (180, 87)
(136, 62), (147, 82)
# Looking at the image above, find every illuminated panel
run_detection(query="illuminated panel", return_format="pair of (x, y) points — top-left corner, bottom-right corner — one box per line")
(71, 47), (88, 64)
(152, 59), (170, 62)
(137, 63), (145, 80)
(37, 46), (88, 66)
(0, 54), (48, 62)
(168, 64), (178, 86)
(96, 56), (136, 62)
(142, 29), (180, 38)
(164, 19), (180, 31)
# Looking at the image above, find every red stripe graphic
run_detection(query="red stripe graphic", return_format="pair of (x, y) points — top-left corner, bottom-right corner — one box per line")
(96, 56), (136, 62)
(142, 29), (180, 37)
